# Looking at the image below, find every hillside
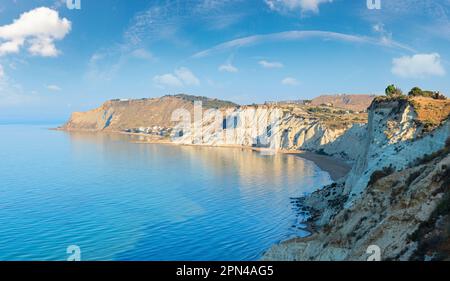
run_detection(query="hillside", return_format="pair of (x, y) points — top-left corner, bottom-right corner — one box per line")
(263, 96), (450, 261)
(311, 94), (376, 112)
(60, 94), (369, 160)
(410, 97), (450, 128)
(60, 95), (237, 133)
(170, 94), (238, 108)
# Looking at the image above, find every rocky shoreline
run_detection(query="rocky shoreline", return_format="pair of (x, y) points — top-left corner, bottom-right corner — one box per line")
(58, 94), (450, 261)
(262, 97), (450, 261)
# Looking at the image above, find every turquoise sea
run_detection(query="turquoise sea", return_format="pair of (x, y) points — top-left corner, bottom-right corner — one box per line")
(0, 124), (332, 260)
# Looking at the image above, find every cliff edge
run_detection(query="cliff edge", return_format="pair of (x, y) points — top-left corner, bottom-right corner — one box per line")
(263, 96), (450, 261)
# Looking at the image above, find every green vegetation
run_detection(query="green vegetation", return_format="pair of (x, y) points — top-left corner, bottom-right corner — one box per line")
(307, 107), (332, 113)
(385, 84), (404, 97)
(171, 94), (238, 109)
(374, 85), (449, 132)
(408, 87), (423, 97)
(381, 85), (446, 101)
(408, 87), (447, 100)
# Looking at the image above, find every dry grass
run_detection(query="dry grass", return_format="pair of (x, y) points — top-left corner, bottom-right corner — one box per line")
(310, 94), (376, 112)
(280, 103), (369, 130)
(410, 97), (450, 126)
(305, 106), (368, 130)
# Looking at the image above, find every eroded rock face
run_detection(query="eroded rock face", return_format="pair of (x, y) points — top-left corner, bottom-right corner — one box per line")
(262, 154), (450, 261)
(263, 98), (450, 261)
(344, 100), (450, 202)
(62, 99), (368, 162)
(173, 105), (366, 162)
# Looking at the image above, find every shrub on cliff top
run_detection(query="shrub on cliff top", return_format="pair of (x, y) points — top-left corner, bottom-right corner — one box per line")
(408, 87), (424, 97)
(385, 84), (404, 97)
(408, 87), (447, 100)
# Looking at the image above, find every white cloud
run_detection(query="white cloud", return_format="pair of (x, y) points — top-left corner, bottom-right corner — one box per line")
(130, 48), (153, 60)
(259, 60), (284, 68)
(0, 64), (4, 79)
(281, 77), (299, 86)
(265, 0), (333, 14)
(153, 67), (200, 88)
(153, 74), (183, 88)
(174, 67), (200, 86)
(46, 84), (61, 91)
(193, 30), (414, 58)
(0, 7), (71, 57)
(392, 53), (446, 78)
(219, 62), (238, 73)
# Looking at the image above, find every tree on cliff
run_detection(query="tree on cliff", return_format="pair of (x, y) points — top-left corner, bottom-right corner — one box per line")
(385, 84), (403, 97)
(408, 87), (423, 97)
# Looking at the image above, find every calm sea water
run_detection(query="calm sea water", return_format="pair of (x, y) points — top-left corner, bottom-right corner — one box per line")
(0, 124), (332, 261)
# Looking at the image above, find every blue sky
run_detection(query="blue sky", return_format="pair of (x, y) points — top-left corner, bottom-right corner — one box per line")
(0, 0), (449, 122)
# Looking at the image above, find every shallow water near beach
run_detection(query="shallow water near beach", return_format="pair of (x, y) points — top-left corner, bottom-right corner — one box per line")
(0, 124), (332, 261)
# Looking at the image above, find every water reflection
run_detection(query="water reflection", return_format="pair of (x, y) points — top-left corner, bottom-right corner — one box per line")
(0, 128), (332, 260)
(65, 131), (328, 196)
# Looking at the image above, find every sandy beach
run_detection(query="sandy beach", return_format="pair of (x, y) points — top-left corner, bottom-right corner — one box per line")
(290, 151), (351, 181)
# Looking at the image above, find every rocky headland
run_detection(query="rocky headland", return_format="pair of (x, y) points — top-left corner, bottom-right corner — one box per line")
(60, 91), (450, 261)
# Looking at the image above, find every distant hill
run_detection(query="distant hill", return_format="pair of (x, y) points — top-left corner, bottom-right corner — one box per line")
(311, 94), (376, 111)
(61, 94), (237, 132)
(169, 94), (239, 109)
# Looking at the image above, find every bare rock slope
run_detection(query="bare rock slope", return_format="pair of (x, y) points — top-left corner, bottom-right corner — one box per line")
(61, 94), (369, 162)
(263, 97), (450, 261)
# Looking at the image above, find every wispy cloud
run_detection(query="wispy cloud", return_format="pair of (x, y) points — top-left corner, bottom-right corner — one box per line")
(219, 62), (238, 73)
(281, 77), (299, 86)
(153, 73), (183, 88)
(361, 0), (450, 41)
(218, 55), (239, 73)
(85, 46), (154, 81)
(392, 53), (446, 78)
(192, 30), (415, 58)
(130, 48), (154, 60)
(51, 0), (67, 10)
(85, 50), (123, 81)
(0, 66), (37, 107)
(124, 0), (245, 46)
(153, 67), (200, 88)
(259, 60), (284, 68)
(87, 1), (245, 81)
(265, 0), (333, 14)
(46, 84), (62, 91)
